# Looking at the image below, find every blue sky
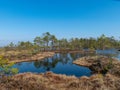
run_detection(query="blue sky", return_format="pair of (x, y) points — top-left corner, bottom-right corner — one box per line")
(0, 0), (120, 46)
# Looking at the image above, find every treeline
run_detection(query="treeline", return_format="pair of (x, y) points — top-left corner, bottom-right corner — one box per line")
(3, 32), (120, 52)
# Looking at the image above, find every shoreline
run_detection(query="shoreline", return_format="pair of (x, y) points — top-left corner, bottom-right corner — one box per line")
(8, 50), (95, 63)
(9, 52), (55, 63)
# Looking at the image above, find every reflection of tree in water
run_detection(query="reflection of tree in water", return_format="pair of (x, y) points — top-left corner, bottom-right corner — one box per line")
(70, 53), (83, 61)
(58, 53), (71, 64)
(70, 53), (76, 60)
(34, 57), (59, 71)
(33, 53), (74, 70)
(34, 61), (43, 68)
(33, 53), (98, 71)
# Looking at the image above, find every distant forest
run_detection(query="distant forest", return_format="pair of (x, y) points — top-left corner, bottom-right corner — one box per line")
(2, 32), (120, 52)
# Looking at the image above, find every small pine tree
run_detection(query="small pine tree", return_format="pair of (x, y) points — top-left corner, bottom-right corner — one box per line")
(0, 56), (18, 77)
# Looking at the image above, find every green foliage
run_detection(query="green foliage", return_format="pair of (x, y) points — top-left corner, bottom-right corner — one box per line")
(2, 32), (120, 52)
(0, 56), (18, 76)
(17, 41), (34, 51)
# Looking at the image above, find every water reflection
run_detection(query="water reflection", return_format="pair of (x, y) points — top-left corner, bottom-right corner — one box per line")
(14, 50), (120, 77)
(14, 53), (92, 77)
(34, 58), (59, 71)
(33, 53), (95, 70)
(33, 53), (73, 70)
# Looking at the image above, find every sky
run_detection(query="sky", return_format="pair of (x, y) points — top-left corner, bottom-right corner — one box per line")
(0, 0), (120, 46)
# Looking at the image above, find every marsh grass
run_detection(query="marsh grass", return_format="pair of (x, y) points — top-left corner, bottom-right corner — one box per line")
(0, 72), (120, 90)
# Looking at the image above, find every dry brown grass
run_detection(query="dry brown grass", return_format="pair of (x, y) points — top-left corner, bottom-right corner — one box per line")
(0, 72), (120, 90)
(73, 55), (120, 76)
(0, 50), (55, 63)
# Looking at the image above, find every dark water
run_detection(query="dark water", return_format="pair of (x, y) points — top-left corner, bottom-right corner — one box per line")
(13, 53), (93, 77)
(13, 49), (120, 77)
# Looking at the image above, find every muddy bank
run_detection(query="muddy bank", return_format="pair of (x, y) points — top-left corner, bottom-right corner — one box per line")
(73, 55), (120, 76)
(0, 72), (120, 90)
(9, 52), (55, 63)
